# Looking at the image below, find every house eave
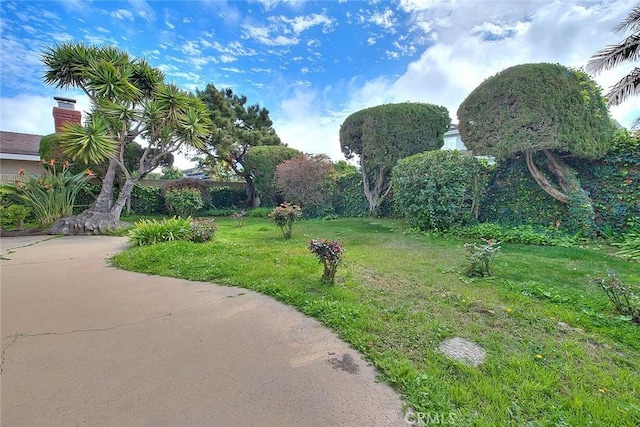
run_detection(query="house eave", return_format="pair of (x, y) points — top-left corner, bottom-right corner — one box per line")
(0, 153), (41, 161)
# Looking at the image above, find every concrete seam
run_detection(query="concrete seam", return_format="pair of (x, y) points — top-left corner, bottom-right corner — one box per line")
(0, 312), (173, 374)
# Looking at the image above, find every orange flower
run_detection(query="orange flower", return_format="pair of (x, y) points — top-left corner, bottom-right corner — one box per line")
(40, 158), (46, 164)
(49, 159), (56, 165)
(64, 160), (70, 169)
(85, 169), (94, 176)
(18, 168), (25, 176)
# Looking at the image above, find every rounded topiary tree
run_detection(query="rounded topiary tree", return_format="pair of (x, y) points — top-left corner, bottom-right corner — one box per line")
(457, 63), (615, 235)
(392, 150), (493, 230)
(340, 102), (451, 216)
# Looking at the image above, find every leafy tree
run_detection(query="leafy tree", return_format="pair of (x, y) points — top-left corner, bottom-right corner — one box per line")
(275, 154), (334, 215)
(457, 63), (615, 235)
(41, 42), (210, 234)
(161, 166), (184, 180)
(587, 3), (640, 127)
(197, 84), (282, 207)
(339, 102), (450, 215)
(243, 145), (301, 206)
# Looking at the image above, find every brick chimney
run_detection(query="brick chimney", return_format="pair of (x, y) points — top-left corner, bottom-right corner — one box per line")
(53, 96), (82, 132)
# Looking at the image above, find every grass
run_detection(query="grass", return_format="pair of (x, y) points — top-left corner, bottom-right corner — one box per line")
(112, 217), (640, 426)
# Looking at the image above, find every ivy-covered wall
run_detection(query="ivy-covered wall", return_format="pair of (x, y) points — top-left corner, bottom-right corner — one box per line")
(480, 132), (639, 234)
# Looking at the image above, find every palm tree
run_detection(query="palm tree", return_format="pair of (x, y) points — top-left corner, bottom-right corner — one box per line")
(41, 43), (211, 234)
(587, 4), (640, 126)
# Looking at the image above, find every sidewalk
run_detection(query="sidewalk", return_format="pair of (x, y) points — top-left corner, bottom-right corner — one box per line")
(0, 236), (405, 426)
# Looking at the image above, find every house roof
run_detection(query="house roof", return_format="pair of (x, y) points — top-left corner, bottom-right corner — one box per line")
(0, 131), (43, 159)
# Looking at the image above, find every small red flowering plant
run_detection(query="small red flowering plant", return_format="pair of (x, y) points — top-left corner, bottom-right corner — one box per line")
(309, 238), (345, 284)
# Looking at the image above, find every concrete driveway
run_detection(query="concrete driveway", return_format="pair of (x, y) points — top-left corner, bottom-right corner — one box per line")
(1, 236), (406, 426)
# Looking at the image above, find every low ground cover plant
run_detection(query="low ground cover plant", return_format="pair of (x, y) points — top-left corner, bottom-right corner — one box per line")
(113, 217), (640, 425)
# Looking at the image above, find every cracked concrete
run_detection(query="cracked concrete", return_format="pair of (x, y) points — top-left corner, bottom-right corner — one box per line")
(0, 236), (405, 426)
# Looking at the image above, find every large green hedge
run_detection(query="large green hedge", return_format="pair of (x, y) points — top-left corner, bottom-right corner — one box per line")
(393, 150), (493, 230)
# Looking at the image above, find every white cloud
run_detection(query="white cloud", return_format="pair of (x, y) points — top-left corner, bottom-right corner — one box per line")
(220, 54), (237, 63)
(111, 9), (134, 21)
(369, 8), (396, 31)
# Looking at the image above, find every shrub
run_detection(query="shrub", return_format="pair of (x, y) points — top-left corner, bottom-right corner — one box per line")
(128, 217), (194, 246)
(247, 207), (272, 218)
(165, 188), (204, 217)
(0, 161), (92, 226)
(189, 218), (217, 243)
(231, 210), (247, 227)
(268, 202), (302, 238)
(464, 239), (501, 277)
(210, 186), (245, 209)
(162, 178), (212, 208)
(590, 271), (640, 324)
(160, 166), (184, 179)
(131, 185), (162, 215)
(309, 239), (345, 284)
(275, 154), (334, 217)
(393, 150), (492, 231)
(0, 204), (31, 230)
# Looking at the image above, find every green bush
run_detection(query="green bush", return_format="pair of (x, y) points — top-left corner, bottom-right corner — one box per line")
(128, 217), (194, 246)
(131, 185), (162, 215)
(0, 204), (31, 230)
(392, 150), (492, 231)
(246, 207), (272, 218)
(268, 202), (302, 238)
(162, 178), (212, 208)
(165, 188), (204, 217)
(210, 186), (245, 209)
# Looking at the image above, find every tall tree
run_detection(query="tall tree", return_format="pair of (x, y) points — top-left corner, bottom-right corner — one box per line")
(339, 102), (450, 215)
(275, 154), (334, 214)
(243, 145), (301, 206)
(197, 84), (282, 207)
(587, 3), (640, 127)
(457, 63), (615, 234)
(41, 42), (211, 234)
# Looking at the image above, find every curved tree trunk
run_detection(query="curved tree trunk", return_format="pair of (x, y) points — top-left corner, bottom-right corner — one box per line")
(47, 158), (131, 235)
(524, 150), (568, 203)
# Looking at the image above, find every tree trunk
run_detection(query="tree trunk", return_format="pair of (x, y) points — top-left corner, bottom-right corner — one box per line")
(244, 175), (261, 208)
(47, 158), (131, 235)
(524, 150), (568, 203)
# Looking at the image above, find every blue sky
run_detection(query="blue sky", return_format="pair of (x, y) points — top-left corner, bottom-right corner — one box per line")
(1, 0), (638, 167)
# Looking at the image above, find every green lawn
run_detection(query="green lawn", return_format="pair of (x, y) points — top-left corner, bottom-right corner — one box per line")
(112, 217), (640, 426)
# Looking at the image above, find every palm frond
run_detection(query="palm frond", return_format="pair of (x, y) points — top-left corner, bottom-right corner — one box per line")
(606, 67), (640, 106)
(614, 4), (640, 33)
(586, 34), (640, 73)
(60, 116), (118, 164)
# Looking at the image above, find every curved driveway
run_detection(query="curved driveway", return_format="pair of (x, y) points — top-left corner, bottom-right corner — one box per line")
(1, 236), (405, 426)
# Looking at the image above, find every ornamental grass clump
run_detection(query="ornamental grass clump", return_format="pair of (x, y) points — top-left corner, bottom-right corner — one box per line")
(309, 238), (345, 284)
(268, 202), (302, 238)
(591, 271), (640, 324)
(128, 217), (216, 246)
(0, 160), (93, 226)
(464, 239), (501, 277)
